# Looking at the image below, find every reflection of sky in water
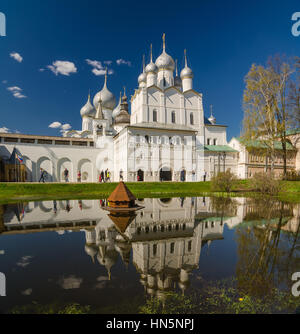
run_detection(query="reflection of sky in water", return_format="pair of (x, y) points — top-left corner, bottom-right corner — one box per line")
(0, 197), (299, 313)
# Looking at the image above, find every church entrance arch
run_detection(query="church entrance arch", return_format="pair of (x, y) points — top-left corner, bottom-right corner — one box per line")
(180, 169), (186, 182)
(159, 167), (172, 181)
(137, 169), (144, 182)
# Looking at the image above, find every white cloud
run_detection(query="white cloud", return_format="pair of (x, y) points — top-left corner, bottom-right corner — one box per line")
(2, 80), (7, 84)
(7, 86), (21, 92)
(0, 127), (20, 134)
(47, 60), (77, 76)
(7, 86), (27, 99)
(116, 58), (131, 66)
(92, 68), (106, 76)
(86, 59), (114, 76)
(86, 59), (103, 70)
(10, 52), (23, 63)
(49, 121), (62, 129)
(59, 275), (83, 289)
(16, 255), (33, 268)
(0, 127), (10, 133)
(61, 123), (71, 130)
(21, 288), (33, 296)
(104, 60), (112, 65)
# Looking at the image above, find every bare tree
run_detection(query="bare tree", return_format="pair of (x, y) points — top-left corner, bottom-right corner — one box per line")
(242, 56), (296, 176)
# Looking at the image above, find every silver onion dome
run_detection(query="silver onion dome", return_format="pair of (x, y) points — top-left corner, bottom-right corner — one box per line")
(155, 34), (175, 71)
(145, 44), (158, 74)
(208, 105), (216, 124)
(80, 94), (96, 118)
(138, 72), (147, 83)
(138, 55), (147, 84)
(93, 69), (116, 111)
(112, 92), (122, 118)
(180, 49), (194, 79)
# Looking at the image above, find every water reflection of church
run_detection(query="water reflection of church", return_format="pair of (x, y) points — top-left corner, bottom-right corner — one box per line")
(0, 196), (299, 299)
(84, 197), (228, 297)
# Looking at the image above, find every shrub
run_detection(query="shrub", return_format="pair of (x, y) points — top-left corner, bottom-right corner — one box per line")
(139, 292), (196, 314)
(210, 170), (237, 193)
(251, 173), (280, 195)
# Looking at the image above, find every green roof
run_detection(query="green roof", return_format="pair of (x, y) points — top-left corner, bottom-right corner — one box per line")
(286, 128), (300, 136)
(235, 138), (295, 151)
(204, 145), (238, 153)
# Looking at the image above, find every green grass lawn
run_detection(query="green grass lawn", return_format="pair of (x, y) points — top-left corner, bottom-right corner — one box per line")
(1, 180), (300, 203)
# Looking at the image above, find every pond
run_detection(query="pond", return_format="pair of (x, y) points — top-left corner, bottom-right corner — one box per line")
(0, 196), (299, 314)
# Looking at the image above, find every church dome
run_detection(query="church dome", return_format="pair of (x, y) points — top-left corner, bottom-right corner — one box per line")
(180, 66), (193, 79)
(85, 244), (98, 258)
(112, 92), (122, 119)
(138, 72), (147, 84)
(208, 114), (216, 125)
(155, 34), (175, 71)
(155, 52), (175, 71)
(115, 92), (130, 124)
(138, 55), (147, 86)
(80, 94), (96, 118)
(145, 62), (158, 74)
(145, 44), (158, 74)
(115, 110), (130, 124)
(93, 69), (116, 111)
(180, 49), (194, 79)
(174, 76), (182, 87)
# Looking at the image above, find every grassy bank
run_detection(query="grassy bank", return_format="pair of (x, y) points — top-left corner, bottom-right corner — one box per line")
(1, 180), (300, 203)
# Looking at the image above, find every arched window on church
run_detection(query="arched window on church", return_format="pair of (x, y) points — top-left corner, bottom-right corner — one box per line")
(171, 111), (176, 124)
(153, 109), (157, 122)
(145, 135), (149, 144)
(190, 113), (194, 125)
(163, 77), (166, 87)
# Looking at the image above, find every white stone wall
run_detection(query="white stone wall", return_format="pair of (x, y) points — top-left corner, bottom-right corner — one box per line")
(0, 141), (99, 182)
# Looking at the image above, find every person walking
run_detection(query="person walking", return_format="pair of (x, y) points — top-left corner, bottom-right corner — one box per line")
(64, 168), (69, 182)
(101, 170), (104, 183)
(120, 170), (123, 181)
(39, 168), (45, 183)
(104, 169), (108, 182)
(107, 170), (111, 182)
(77, 170), (81, 182)
(203, 171), (207, 182)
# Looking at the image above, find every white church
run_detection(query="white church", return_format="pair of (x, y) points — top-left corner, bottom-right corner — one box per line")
(0, 35), (238, 183)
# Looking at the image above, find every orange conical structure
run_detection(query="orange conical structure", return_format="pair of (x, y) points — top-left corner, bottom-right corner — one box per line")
(107, 182), (136, 208)
(108, 212), (136, 233)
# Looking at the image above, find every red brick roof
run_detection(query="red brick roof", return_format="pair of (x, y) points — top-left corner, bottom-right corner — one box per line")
(107, 182), (136, 202)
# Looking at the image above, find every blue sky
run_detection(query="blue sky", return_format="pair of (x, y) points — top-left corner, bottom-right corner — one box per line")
(0, 0), (300, 139)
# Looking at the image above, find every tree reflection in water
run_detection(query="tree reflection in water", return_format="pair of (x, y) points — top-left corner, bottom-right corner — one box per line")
(235, 198), (300, 298)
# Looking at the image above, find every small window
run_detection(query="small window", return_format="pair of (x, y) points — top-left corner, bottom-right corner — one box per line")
(153, 244), (157, 256)
(213, 139), (217, 145)
(171, 111), (176, 124)
(190, 113), (194, 125)
(188, 240), (192, 252)
(153, 110), (157, 122)
(207, 138), (211, 145)
(170, 243), (175, 254)
(145, 135), (149, 143)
